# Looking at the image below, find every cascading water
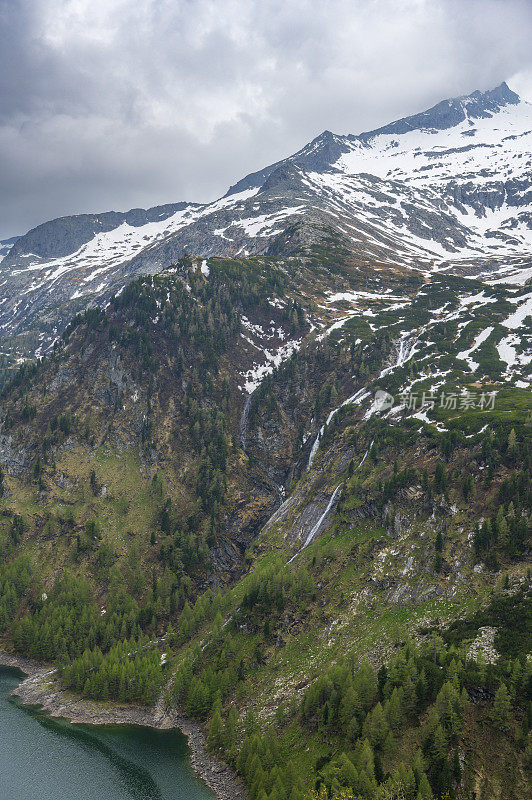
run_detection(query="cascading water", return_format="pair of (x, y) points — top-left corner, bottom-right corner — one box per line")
(288, 484), (342, 564)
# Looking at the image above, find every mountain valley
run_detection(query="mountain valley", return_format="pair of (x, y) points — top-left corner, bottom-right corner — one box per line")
(0, 83), (530, 800)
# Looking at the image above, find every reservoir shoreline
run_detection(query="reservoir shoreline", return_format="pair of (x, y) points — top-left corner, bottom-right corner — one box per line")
(0, 650), (247, 800)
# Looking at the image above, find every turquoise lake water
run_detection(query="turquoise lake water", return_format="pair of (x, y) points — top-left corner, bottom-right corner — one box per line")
(0, 667), (215, 800)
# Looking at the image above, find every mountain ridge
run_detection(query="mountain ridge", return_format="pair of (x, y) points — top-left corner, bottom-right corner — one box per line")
(3, 80), (524, 261)
(0, 81), (530, 371)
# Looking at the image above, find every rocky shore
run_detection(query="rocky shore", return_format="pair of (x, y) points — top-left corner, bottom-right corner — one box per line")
(0, 650), (247, 800)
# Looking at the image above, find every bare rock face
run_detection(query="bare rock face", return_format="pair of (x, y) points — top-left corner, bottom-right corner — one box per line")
(382, 503), (410, 539)
(0, 433), (28, 475)
(50, 365), (74, 391)
(209, 539), (242, 573)
(289, 500), (328, 547)
(467, 626), (499, 664)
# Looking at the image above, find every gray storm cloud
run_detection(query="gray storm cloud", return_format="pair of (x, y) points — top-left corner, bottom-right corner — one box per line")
(1, 0), (532, 238)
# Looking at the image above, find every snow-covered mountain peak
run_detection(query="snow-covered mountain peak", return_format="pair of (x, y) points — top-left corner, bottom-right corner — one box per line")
(1, 82), (531, 361)
(225, 82), (530, 198)
(335, 86), (532, 184)
(458, 80), (519, 112)
(358, 81), (520, 140)
(295, 83), (532, 276)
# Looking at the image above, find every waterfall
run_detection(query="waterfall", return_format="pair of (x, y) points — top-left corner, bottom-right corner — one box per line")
(239, 391), (254, 451)
(303, 484), (342, 547)
(288, 484), (342, 564)
(307, 388), (369, 471)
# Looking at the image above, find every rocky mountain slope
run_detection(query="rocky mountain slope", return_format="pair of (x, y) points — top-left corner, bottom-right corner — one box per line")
(0, 237), (19, 261)
(0, 82), (531, 366)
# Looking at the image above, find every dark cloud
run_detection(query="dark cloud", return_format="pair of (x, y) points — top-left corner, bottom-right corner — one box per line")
(1, 0), (532, 238)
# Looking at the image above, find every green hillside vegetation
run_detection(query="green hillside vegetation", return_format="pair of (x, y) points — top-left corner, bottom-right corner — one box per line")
(0, 250), (529, 799)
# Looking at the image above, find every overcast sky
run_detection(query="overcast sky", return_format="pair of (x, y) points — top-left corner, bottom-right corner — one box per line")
(1, 0), (532, 239)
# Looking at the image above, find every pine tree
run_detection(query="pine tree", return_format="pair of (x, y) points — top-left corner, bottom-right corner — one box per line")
(250, 761), (266, 800)
(186, 677), (210, 717)
(463, 473), (474, 502)
(416, 772), (433, 799)
(356, 658), (378, 711)
(386, 686), (403, 728)
(499, 515), (509, 547)
(358, 738), (375, 777)
(90, 469), (99, 495)
(507, 428), (517, 458)
(224, 706), (238, 751)
(491, 683), (511, 731)
(365, 702), (389, 749)
(236, 735), (251, 776)
(432, 723), (448, 763)
(434, 462), (447, 494)
(339, 686), (358, 729)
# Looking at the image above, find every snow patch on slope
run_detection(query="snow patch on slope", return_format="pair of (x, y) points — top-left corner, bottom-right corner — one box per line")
(456, 327), (494, 371)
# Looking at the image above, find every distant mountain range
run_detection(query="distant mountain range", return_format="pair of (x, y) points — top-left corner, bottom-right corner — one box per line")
(0, 81), (531, 359)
